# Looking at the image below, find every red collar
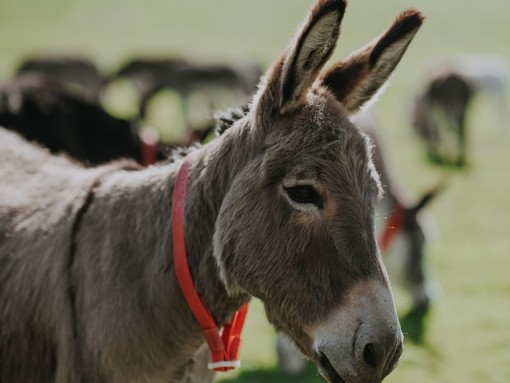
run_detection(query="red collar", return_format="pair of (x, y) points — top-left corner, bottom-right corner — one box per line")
(379, 199), (407, 253)
(171, 151), (248, 372)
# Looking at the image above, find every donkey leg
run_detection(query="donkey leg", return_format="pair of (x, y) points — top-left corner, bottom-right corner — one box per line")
(457, 114), (467, 167)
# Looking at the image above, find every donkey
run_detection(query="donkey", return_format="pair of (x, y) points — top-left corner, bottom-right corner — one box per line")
(106, 57), (190, 106)
(0, 1), (423, 382)
(108, 57), (262, 120)
(16, 55), (104, 103)
(412, 70), (475, 166)
(0, 73), (171, 165)
(426, 54), (509, 131)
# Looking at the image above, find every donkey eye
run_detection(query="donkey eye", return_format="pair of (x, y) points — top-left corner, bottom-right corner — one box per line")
(284, 185), (323, 208)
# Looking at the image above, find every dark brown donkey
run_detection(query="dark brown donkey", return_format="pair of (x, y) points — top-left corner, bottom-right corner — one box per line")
(107, 57), (262, 120)
(16, 55), (104, 103)
(0, 74), (211, 166)
(0, 1), (423, 382)
(412, 70), (475, 166)
(0, 74), (150, 165)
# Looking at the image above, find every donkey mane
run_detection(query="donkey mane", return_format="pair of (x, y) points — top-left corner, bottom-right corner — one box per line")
(214, 103), (250, 136)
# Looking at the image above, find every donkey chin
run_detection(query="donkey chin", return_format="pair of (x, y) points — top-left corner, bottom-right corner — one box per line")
(310, 280), (403, 383)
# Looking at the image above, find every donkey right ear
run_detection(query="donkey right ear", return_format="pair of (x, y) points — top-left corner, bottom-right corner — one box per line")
(320, 9), (424, 115)
(254, 0), (346, 128)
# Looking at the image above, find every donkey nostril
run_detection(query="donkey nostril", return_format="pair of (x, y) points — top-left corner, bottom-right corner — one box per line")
(363, 342), (383, 369)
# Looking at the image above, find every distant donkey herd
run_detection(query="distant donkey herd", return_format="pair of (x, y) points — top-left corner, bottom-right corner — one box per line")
(0, 0), (507, 382)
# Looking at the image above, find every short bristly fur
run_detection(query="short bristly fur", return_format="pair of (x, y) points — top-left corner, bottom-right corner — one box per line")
(0, 1), (423, 382)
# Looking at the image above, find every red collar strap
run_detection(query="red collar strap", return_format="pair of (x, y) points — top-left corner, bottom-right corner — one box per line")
(171, 151), (248, 372)
(379, 199), (407, 253)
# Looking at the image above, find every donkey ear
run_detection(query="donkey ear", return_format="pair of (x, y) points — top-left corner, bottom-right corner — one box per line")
(255, 0), (346, 123)
(320, 9), (424, 114)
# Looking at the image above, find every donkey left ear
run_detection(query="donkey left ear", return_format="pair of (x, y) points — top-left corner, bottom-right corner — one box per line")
(255, 0), (346, 127)
(279, 0), (346, 113)
(320, 9), (424, 115)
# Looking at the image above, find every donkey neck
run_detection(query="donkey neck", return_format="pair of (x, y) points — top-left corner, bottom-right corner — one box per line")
(73, 135), (253, 380)
(183, 126), (254, 320)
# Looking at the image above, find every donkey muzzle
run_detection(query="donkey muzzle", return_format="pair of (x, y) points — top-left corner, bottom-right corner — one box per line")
(312, 280), (403, 383)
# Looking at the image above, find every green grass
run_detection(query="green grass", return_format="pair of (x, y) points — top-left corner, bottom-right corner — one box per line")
(1, 1), (510, 382)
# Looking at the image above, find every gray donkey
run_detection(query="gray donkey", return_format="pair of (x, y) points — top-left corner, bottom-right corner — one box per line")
(0, 1), (423, 382)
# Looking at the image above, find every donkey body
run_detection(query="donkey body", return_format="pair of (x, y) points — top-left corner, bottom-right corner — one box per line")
(0, 74), (140, 164)
(0, 74), (168, 165)
(16, 55), (104, 103)
(413, 55), (509, 166)
(0, 1), (423, 382)
(109, 57), (262, 119)
(427, 55), (509, 130)
(413, 70), (475, 166)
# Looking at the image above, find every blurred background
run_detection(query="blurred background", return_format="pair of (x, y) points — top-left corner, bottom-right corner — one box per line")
(1, 0), (509, 382)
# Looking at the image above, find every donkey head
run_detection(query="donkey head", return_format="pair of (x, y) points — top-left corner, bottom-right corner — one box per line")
(212, 1), (423, 382)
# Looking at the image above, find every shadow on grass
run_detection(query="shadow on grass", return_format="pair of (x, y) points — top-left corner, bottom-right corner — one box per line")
(400, 306), (431, 344)
(217, 362), (323, 383)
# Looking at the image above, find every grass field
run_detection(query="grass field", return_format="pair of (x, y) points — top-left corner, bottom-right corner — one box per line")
(1, 1), (509, 382)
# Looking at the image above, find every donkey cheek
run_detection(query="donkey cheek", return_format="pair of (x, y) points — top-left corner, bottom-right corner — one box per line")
(292, 212), (323, 231)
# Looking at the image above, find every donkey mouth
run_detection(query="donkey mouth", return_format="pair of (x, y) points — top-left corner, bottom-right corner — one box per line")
(317, 352), (346, 383)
